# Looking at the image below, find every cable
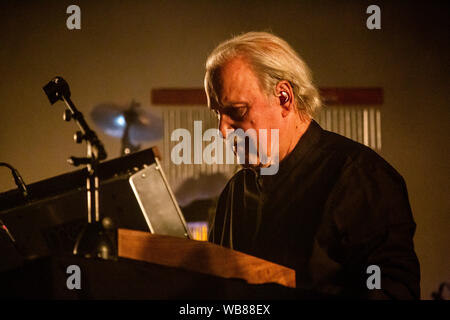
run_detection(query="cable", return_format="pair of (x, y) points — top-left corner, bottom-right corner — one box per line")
(0, 162), (29, 199)
(0, 219), (16, 243)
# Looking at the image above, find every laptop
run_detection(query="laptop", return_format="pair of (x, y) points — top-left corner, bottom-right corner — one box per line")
(129, 158), (191, 239)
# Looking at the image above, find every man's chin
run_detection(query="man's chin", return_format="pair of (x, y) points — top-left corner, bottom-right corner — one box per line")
(236, 151), (272, 168)
(235, 151), (256, 167)
(240, 155), (263, 168)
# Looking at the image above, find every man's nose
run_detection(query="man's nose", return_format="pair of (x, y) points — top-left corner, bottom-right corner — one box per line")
(218, 114), (234, 139)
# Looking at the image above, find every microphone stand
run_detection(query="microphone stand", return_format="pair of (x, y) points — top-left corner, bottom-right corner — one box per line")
(43, 76), (116, 260)
(120, 100), (141, 156)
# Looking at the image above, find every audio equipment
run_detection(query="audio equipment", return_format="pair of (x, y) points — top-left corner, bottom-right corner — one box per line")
(279, 91), (289, 104)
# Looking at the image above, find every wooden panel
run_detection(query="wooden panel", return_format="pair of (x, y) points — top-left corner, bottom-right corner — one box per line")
(118, 228), (296, 288)
(152, 88), (207, 106)
(319, 88), (383, 105)
(151, 87), (383, 106)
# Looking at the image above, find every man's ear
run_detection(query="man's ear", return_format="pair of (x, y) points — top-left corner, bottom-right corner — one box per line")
(275, 81), (295, 117)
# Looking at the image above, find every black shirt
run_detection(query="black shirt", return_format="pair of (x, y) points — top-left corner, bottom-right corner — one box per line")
(209, 120), (420, 299)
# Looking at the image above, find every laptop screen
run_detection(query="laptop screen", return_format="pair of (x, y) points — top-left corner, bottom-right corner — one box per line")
(129, 158), (191, 239)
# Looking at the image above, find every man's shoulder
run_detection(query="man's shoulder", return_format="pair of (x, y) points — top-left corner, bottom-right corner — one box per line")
(319, 129), (373, 159)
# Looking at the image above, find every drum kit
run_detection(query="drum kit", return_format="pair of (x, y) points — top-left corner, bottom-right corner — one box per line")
(0, 77), (221, 264)
(40, 77), (166, 260)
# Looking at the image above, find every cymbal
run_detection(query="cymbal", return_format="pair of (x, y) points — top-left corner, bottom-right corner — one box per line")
(91, 102), (163, 143)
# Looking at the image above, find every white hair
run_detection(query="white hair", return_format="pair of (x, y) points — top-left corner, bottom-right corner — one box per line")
(204, 31), (321, 118)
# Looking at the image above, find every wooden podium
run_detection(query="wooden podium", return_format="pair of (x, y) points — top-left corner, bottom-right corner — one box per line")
(118, 228), (295, 288)
(0, 229), (296, 299)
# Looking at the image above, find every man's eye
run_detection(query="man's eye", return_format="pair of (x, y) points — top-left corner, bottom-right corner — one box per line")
(213, 106), (248, 121)
(231, 107), (248, 120)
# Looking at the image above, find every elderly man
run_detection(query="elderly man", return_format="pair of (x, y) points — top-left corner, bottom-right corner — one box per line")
(204, 32), (420, 299)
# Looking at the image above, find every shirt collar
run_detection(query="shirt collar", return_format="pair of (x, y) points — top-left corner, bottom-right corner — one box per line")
(256, 119), (323, 188)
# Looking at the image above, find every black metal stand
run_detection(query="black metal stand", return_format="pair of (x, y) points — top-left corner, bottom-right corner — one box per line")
(120, 100), (141, 156)
(43, 76), (116, 260)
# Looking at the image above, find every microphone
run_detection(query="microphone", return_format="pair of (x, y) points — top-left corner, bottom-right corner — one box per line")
(0, 162), (29, 200)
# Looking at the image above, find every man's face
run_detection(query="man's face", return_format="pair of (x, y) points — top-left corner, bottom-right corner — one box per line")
(210, 57), (283, 167)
